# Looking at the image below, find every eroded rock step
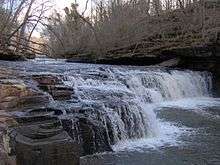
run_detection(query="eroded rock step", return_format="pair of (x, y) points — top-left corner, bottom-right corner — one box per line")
(0, 71), (116, 165)
(0, 71), (78, 165)
(32, 74), (74, 100)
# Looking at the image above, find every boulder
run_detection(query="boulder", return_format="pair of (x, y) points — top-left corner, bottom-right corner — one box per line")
(0, 79), (50, 111)
(15, 122), (79, 165)
(32, 74), (74, 100)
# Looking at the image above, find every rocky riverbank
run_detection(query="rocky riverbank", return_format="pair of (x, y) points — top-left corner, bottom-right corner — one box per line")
(0, 66), (114, 165)
(0, 59), (219, 165)
(67, 42), (220, 96)
(0, 50), (36, 61)
(0, 44), (219, 164)
(0, 68), (72, 165)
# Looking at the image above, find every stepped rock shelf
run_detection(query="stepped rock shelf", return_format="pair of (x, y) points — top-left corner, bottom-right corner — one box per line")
(0, 71), (78, 165)
(0, 67), (113, 165)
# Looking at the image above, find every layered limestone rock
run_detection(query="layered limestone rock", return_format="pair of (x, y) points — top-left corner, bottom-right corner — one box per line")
(61, 114), (113, 156)
(15, 121), (79, 165)
(32, 74), (74, 100)
(0, 79), (50, 111)
(0, 68), (51, 165)
(12, 105), (113, 157)
(0, 69), (110, 165)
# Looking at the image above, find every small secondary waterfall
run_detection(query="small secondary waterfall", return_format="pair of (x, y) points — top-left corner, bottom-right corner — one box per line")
(64, 68), (213, 145)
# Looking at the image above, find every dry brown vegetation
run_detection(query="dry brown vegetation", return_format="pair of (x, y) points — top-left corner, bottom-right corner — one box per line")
(45, 0), (220, 59)
(0, 0), (51, 57)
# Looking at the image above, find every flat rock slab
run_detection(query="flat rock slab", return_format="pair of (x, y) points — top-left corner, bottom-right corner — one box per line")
(16, 128), (79, 165)
(32, 74), (74, 100)
(0, 78), (50, 111)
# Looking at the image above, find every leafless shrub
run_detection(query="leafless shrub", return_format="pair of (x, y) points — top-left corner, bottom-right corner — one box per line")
(45, 0), (220, 58)
(0, 0), (51, 54)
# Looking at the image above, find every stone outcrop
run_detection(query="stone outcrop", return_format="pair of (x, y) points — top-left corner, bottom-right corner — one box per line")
(0, 69), (51, 165)
(0, 67), (115, 165)
(9, 105), (113, 164)
(66, 35), (220, 97)
(0, 67), (51, 111)
(14, 108), (62, 124)
(15, 121), (79, 165)
(61, 114), (113, 156)
(32, 74), (74, 100)
(0, 79), (50, 111)
(66, 29), (220, 64)
(0, 50), (26, 61)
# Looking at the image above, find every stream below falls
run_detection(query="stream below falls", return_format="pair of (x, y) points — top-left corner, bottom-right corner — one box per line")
(0, 58), (220, 165)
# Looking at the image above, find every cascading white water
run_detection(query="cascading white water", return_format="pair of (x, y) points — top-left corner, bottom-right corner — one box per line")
(123, 70), (212, 101)
(0, 58), (218, 158)
(64, 68), (213, 145)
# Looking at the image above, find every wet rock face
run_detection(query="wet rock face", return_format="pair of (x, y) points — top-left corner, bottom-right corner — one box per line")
(61, 115), (113, 156)
(0, 66), (149, 164)
(78, 117), (112, 154)
(32, 74), (74, 100)
(74, 85), (149, 144)
(0, 79), (50, 110)
(59, 100), (148, 156)
(0, 69), (115, 164)
(12, 106), (113, 157)
(11, 107), (113, 164)
(14, 108), (63, 124)
(15, 122), (79, 165)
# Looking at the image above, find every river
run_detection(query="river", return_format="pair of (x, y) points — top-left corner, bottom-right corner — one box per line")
(0, 58), (219, 165)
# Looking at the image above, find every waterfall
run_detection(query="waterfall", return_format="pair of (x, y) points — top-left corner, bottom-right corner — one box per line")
(124, 70), (212, 101)
(63, 67), (213, 145)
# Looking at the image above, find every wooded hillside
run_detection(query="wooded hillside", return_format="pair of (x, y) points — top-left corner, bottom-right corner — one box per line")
(45, 0), (220, 60)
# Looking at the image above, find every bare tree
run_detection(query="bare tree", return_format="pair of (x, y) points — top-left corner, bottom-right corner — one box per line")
(0, 0), (52, 55)
(44, 0), (220, 58)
